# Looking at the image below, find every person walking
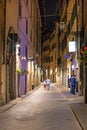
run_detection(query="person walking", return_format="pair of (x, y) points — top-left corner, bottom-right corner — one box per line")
(43, 81), (46, 90)
(70, 75), (76, 94)
(45, 78), (51, 90)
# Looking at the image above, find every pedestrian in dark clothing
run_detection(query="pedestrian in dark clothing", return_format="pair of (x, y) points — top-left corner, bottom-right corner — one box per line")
(70, 75), (76, 94)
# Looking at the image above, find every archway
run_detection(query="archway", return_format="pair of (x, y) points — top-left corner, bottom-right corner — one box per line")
(6, 26), (18, 101)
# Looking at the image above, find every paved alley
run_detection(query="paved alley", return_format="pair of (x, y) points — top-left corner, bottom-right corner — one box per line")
(0, 83), (82, 130)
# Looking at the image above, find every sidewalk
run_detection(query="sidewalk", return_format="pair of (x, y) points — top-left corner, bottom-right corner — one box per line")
(61, 86), (87, 130)
(0, 85), (40, 114)
(0, 97), (22, 114)
(70, 97), (87, 130)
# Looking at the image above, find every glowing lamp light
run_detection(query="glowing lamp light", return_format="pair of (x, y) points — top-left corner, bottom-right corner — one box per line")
(50, 69), (53, 75)
(55, 67), (57, 72)
(72, 65), (75, 70)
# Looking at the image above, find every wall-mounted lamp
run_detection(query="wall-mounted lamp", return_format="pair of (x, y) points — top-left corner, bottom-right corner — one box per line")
(58, 22), (66, 31)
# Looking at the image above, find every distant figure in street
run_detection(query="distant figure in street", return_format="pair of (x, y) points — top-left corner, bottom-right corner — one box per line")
(43, 81), (46, 90)
(46, 78), (51, 90)
(70, 75), (76, 94)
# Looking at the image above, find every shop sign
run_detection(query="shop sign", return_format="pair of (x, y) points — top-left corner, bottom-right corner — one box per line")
(69, 41), (76, 52)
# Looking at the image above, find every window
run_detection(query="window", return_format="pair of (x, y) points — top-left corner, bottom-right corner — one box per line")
(25, 46), (27, 59)
(26, 0), (28, 5)
(26, 19), (28, 35)
(78, 0), (80, 6)
(19, 0), (21, 17)
(50, 56), (53, 62)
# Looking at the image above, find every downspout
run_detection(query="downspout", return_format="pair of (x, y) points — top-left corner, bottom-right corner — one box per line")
(81, 0), (84, 46)
(83, 0), (87, 103)
(3, 0), (6, 64)
(4, 0), (7, 102)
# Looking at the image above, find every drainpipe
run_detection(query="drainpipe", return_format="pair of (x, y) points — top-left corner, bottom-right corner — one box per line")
(80, 0), (84, 97)
(4, 0), (7, 102)
(3, 0), (6, 64)
(83, 0), (87, 104)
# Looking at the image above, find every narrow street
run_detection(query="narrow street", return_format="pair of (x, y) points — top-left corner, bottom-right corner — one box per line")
(0, 83), (82, 130)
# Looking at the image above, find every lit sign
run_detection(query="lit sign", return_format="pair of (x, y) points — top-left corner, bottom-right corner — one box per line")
(69, 41), (76, 52)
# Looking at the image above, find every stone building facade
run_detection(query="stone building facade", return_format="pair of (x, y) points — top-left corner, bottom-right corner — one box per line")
(57, 0), (87, 99)
(0, 0), (42, 105)
(41, 23), (58, 82)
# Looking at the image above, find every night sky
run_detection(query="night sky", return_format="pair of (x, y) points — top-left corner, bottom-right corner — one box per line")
(45, 0), (56, 28)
